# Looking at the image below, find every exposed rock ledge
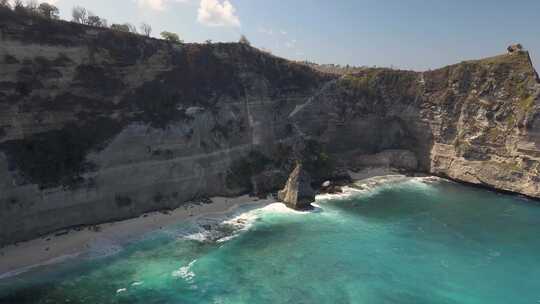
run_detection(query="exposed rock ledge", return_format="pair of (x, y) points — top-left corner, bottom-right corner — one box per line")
(355, 150), (418, 171)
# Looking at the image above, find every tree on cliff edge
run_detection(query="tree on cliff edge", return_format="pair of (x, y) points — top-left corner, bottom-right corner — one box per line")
(140, 23), (152, 37)
(38, 3), (59, 19)
(161, 31), (182, 43)
(239, 35), (250, 45)
(110, 23), (130, 32)
(0, 0), (10, 8)
(24, 0), (38, 13)
(72, 6), (88, 24)
(11, 0), (24, 13)
(87, 14), (108, 27)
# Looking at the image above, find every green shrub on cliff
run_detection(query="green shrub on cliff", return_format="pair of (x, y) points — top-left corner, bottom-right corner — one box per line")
(301, 140), (336, 182)
(161, 31), (182, 44)
(111, 23), (133, 33)
(38, 3), (59, 19)
(87, 14), (108, 27)
(71, 6), (88, 24)
(239, 35), (250, 45)
(518, 95), (535, 112)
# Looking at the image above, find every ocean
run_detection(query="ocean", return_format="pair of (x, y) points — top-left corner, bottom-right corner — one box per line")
(1, 177), (540, 304)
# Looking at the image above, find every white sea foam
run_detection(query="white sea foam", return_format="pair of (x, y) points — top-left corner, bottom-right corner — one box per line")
(60, 175), (442, 267)
(258, 202), (321, 214)
(173, 259), (197, 282)
(116, 288), (127, 294)
(316, 186), (364, 201)
(178, 200), (325, 244)
(180, 211), (259, 244)
(317, 175), (443, 203)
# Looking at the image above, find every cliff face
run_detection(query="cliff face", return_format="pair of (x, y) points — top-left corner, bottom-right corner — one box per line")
(0, 8), (539, 245)
(295, 51), (540, 196)
(426, 54), (540, 196)
(0, 9), (329, 245)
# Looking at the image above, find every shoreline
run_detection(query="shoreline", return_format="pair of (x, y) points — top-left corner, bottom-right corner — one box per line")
(0, 195), (275, 279)
(0, 168), (466, 280)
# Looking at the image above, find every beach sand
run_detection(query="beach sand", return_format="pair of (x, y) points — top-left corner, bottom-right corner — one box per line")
(0, 195), (275, 279)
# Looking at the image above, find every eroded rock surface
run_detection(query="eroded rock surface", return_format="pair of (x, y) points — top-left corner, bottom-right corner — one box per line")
(278, 163), (316, 210)
(355, 150), (418, 171)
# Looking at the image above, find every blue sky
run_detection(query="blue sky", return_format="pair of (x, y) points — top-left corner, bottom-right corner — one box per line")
(38, 0), (540, 71)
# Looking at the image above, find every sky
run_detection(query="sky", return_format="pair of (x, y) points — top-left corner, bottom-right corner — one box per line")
(31, 0), (540, 71)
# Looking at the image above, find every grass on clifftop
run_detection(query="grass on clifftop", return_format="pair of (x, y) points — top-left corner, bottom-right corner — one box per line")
(467, 52), (538, 82)
(339, 68), (419, 100)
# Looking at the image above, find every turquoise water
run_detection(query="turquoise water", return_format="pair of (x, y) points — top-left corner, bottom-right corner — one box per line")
(2, 178), (540, 303)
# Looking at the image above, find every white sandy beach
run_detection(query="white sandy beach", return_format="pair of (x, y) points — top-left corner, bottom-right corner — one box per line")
(0, 195), (275, 279)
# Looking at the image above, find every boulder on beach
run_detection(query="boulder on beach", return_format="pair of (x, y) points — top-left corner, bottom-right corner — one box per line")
(320, 180), (343, 194)
(278, 163), (316, 210)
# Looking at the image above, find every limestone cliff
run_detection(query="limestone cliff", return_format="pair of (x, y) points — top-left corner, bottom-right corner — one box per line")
(294, 50), (540, 197)
(0, 7), (539, 246)
(0, 8), (329, 245)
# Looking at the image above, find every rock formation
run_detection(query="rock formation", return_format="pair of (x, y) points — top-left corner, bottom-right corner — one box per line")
(0, 7), (539, 245)
(508, 43), (524, 54)
(278, 163), (316, 210)
(320, 180), (343, 194)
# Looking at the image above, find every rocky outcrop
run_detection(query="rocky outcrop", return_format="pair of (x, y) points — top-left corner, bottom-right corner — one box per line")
(277, 163), (316, 210)
(508, 44), (524, 54)
(0, 7), (539, 245)
(320, 180), (343, 194)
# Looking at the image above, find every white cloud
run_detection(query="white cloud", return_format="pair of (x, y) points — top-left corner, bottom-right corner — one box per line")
(137, 0), (166, 11)
(197, 0), (240, 27)
(136, 0), (191, 11)
(135, 0), (241, 28)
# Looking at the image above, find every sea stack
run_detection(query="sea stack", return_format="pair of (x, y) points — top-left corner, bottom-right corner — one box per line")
(278, 163), (316, 210)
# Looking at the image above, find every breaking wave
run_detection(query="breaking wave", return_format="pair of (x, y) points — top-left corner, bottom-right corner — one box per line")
(317, 175), (443, 202)
(172, 259), (197, 282)
(177, 201), (322, 244)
